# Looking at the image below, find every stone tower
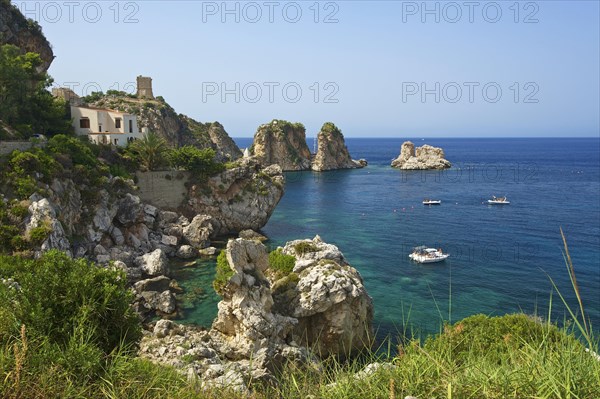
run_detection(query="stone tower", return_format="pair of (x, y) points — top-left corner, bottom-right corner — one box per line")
(136, 76), (154, 99)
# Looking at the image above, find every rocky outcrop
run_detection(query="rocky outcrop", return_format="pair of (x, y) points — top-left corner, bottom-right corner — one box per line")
(0, 0), (54, 72)
(184, 158), (285, 235)
(26, 197), (72, 257)
(89, 95), (241, 161)
(278, 236), (374, 356)
(206, 121), (243, 162)
(140, 236), (373, 391)
(251, 120), (311, 171)
(311, 122), (364, 171)
(391, 141), (451, 170)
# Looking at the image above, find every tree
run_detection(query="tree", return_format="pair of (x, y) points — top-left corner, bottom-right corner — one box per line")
(0, 44), (70, 137)
(167, 145), (225, 176)
(126, 132), (168, 171)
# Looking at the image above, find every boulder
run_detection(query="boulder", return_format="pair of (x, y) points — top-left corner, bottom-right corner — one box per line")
(176, 245), (197, 259)
(136, 248), (169, 276)
(182, 215), (213, 248)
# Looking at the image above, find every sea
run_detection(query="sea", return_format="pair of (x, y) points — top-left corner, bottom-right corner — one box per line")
(172, 137), (600, 339)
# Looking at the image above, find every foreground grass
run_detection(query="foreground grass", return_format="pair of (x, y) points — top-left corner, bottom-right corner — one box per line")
(2, 313), (599, 399)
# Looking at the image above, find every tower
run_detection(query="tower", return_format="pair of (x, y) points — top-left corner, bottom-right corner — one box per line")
(136, 76), (154, 99)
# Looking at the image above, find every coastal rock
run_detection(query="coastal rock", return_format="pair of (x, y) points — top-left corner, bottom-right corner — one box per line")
(116, 194), (144, 226)
(182, 215), (213, 248)
(176, 245), (197, 259)
(185, 158), (284, 235)
(207, 121), (243, 162)
(311, 122), (364, 171)
(277, 236), (374, 356)
(391, 141), (451, 170)
(251, 120), (311, 171)
(239, 229), (268, 242)
(136, 248), (169, 276)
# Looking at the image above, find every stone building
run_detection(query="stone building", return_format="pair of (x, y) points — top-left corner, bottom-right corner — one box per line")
(137, 76), (154, 99)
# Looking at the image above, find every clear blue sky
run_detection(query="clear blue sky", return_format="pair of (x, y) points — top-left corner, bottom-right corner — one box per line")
(19, 1), (600, 137)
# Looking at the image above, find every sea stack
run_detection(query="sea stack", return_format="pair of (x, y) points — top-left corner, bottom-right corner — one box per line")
(251, 120), (312, 171)
(391, 141), (451, 170)
(311, 122), (365, 171)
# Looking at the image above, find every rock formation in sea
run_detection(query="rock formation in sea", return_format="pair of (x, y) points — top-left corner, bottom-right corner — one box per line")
(391, 141), (451, 170)
(311, 122), (365, 171)
(139, 236), (373, 392)
(251, 120), (312, 171)
(0, 0), (54, 72)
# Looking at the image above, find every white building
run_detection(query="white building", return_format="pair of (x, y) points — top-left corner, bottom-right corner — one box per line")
(70, 106), (146, 146)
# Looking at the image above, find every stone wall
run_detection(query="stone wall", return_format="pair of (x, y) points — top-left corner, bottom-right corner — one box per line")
(0, 140), (34, 156)
(135, 171), (190, 209)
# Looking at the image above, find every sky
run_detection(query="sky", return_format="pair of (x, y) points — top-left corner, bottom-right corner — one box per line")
(16, 0), (600, 138)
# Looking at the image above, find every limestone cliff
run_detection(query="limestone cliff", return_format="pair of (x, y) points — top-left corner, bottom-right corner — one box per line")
(0, 0), (54, 72)
(251, 120), (311, 171)
(183, 159), (284, 235)
(391, 141), (451, 170)
(89, 95), (242, 162)
(311, 122), (364, 171)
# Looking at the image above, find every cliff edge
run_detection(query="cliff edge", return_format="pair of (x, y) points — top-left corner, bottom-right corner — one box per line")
(311, 122), (365, 171)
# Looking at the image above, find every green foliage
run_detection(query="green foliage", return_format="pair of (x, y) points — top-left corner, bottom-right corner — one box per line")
(213, 250), (234, 295)
(82, 91), (105, 103)
(320, 122), (343, 137)
(268, 248), (296, 278)
(2, 147), (61, 198)
(293, 241), (318, 256)
(0, 44), (71, 137)
(0, 250), (141, 355)
(27, 224), (50, 245)
(125, 132), (169, 171)
(167, 146), (225, 177)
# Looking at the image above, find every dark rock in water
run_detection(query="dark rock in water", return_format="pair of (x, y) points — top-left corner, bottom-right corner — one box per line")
(311, 122), (365, 171)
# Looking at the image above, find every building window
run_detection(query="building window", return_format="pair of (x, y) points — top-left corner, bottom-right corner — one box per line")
(80, 118), (90, 128)
(114, 139), (119, 145)
(115, 118), (121, 128)
(129, 120), (133, 133)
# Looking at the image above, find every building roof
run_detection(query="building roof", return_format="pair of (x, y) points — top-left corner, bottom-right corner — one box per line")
(71, 105), (131, 116)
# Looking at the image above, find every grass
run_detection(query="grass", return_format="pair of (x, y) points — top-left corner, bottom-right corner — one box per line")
(1, 233), (598, 398)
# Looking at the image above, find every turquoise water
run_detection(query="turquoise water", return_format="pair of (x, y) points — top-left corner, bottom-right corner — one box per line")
(176, 138), (600, 337)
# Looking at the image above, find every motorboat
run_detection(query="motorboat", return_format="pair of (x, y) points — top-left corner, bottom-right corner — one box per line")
(423, 199), (442, 205)
(409, 246), (449, 263)
(487, 195), (510, 205)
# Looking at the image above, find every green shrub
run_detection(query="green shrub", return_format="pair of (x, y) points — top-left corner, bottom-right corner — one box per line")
(213, 251), (234, 295)
(269, 248), (296, 278)
(28, 224), (50, 245)
(293, 242), (318, 256)
(0, 250), (141, 356)
(167, 146), (225, 177)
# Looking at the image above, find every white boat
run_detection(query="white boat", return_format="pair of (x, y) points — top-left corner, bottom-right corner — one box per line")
(409, 246), (449, 263)
(487, 195), (510, 205)
(423, 199), (441, 205)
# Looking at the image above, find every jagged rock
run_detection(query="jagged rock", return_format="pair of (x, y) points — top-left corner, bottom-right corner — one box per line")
(239, 229), (268, 242)
(176, 245), (197, 259)
(251, 120), (311, 171)
(182, 215), (213, 248)
(92, 190), (116, 233)
(26, 198), (71, 257)
(391, 141), (451, 170)
(212, 239), (298, 360)
(48, 179), (82, 236)
(278, 236), (374, 356)
(207, 122), (243, 162)
(311, 122), (365, 171)
(185, 158), (285, 235)
(136, 248), (169, 276)
(110, 226), (125, 246)
(116, 194), (143, 226)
